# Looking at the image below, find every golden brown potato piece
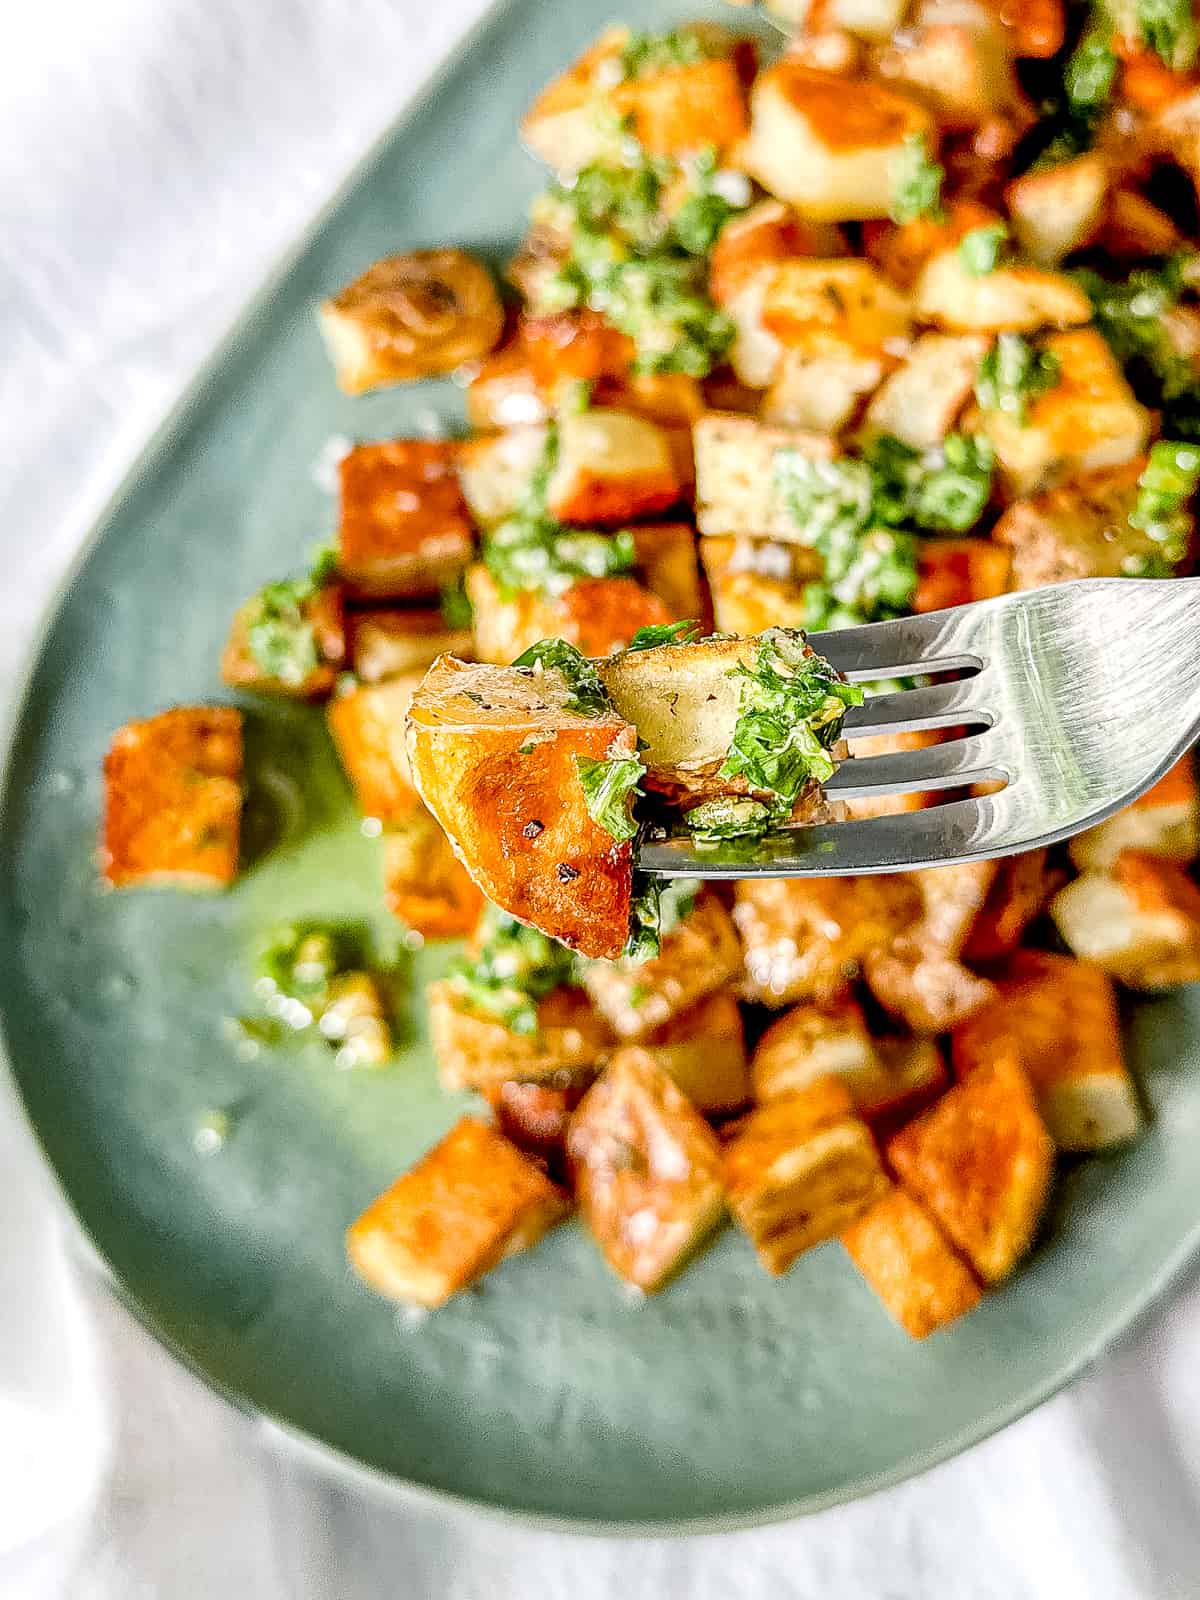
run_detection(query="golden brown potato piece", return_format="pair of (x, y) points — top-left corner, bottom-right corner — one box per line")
(699, 535), (820, 636)
(913, 538), (1012, 613)
(842, 1185), (982, 1339)
(427, 979), (612, 1092)
(761, 350), (885, 434)
(1050, 852), (1200, 990)
(840, 727), (941, 822)
(568, 1047), (726, 1291)
(863, 862), (998, 1034)
(348, 608), (472, 684)
(752, 1000), (947, 1119)
(382, 811), (484, 940)
(760, 259), (912, 361)
(629, 523), (705, 623)
(952, 951), (1141, 1151)
(861, 334), (990, 450)
(978, 0), (1064, 56)
(1005, 155), (1108, 266)
(875, 14), (1025, 133)
(962, 848), (1062, 962)
(692, 412), (836, 539)
(221, 582), (346, 699)
(484, 1077), (593, 1183)
(327, 674), (424, 824)
(863, 199), (1001, 292)
(582, 892), (745, 1039)
(406, 655), (638, 960)
(992, 459), (1173, 587)
(723, 1077), (888, 1274)
(643, 991), (750, 1115)
(1069, 758), (1200, 872)
(336, 441), (473, 600)
(100, 707), (242, 889)
(887, 1057), (1054, 1284)
(466, 566), (673, 666)
(346, 1116), (569, 1306)
(914, 253), (1091, 334)
(735, 874), (922, 1005)
(319, 250), (503, 393)
(709, 199), (839, 307)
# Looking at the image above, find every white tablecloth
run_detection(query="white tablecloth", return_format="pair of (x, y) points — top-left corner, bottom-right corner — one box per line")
(4, 5), (1200, 1595)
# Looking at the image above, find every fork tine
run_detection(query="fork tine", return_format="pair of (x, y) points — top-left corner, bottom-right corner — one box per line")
(824, 731), (1006, 797)
(843, 678), (993, 738)
(807, 613), (984, 681)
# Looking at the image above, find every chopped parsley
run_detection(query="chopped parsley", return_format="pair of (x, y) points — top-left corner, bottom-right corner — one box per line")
(888, 134), (944, 225)
(975, 334), (1061, 423)
(1076, 258), (1200, 433)
(452, 903), (579, 1036)
(864, 434), (995, 533)
(625, 618), (702, 651)
(622, 874), (700, 962)
(684, 796), (774, 841)
(440, 573), (473, 630)
(512, 637), (613, 717)
(718, 629), (863, 825)
(1064, 30), (1118, 116)
(244, 544), (337, 686)
(1136, 0), (1198, 70)
(958, 223), (1010, 278)
(1126, 440), (1200, 573)
(618, 27), (715, 79)
(252, 922), (393, 1066)
(575, 754), (645, 842)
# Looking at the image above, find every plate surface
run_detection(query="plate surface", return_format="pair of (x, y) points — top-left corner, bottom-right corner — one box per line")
(3, 0), (1200, 1533)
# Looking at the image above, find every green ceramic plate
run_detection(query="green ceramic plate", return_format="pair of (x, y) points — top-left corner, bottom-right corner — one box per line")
(4, 0), (1200, 1535)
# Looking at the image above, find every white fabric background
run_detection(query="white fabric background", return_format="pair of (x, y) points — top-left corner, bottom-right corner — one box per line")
(3, 3), (1200, 1595)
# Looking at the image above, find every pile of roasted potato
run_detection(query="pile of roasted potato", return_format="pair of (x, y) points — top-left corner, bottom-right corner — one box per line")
(102, 5), (1200, 1337)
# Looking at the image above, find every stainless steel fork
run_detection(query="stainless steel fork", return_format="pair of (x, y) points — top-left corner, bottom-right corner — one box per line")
(636, 578), (1200, 879)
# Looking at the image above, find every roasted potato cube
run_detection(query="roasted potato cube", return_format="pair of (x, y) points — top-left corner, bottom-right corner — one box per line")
(428, 979), (612, 1091)
(978, 0), (1064, 56)
(349, 608), (472, 684)
(382, 810), (484, 939)
(978, 331), (1151, 499)
(914, 253), (1092, 333)
(1050, 852), (1200, 990)
(744, 64), (934, 221)
(457, 423), (548, 525)
(582, 892), (745, 1039)
(735, 874), (923, 1005)
(484, 1077), (592, 1182)
(761, 351), (885, 433)
(700, 535), (820, 635)
(101, 707), (242, 889)
(913, 537), (1012, 612)
(861, 334), (990, 449)
(863, 199), (1001, 292)
(876, 17), (1023, 132)
(752, 1001), (947, 1118)
(863, 862), (998, 1033)
(760, 259), (912, 362)
(465, 566), (673, 666)
(723, 1078), (888, 1274)
(887, 1057), (1054, 1284)
(629, 523), (704, 622)
(644, 991), (750, 1114)
(466, 339), (550, 431)
(1005, 155), (1108, 266)
(327, 674), (423, 824)
(765, 0), (910, 39)
(346, 1116), (569, 1305)
(337, 441), (473, 600)
(842, 1185), (982, 1338)
(1070, 757), (1200, 872)
(1095, 190), (1183, 259)
(709, 200), (841, 308)
(962, 848), (1062, 961)
(692, 412), (836, 538)
(952, 951), (1141, 1151)
(406, 655), (638, 960)
(613, 52), (750, 160)
(840, 727), (941, 821)
(319, 250), (503, 394)
(221, 582), (346, 698)
(567, 1047), (726, 1291)
(992, 460), (1170, 587)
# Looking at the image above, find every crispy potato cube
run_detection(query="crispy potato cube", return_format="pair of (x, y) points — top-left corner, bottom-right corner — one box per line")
(709, 200), (841, 306)
(614, 54), (750, 159)
(519, 26), (630, 172)
(582, 892), (744, 1039)
(913, 538), (1012, 612)
(692, 412), (836, 538)
(406, 655), (637, 960)
(382, 810), (484, 939)
(760, 259), (912, 361)
(1070, 758), (1200, 872)
(765, 0), (910, 39)
(1095, 190), (1183, 259)
(349, 609), (472, 684)
(914, 252), (1092, 333)
(1050, 852), (1200, 990)
(864, 199), (1001, 292)
(840, 727), (941, 821)
(221, 582), (346, 699)
(842, 1185), (982, 1338)
(466, 339), (550, 431)
(1005, 155), (1108, 266)
(861, 334), (990, 449)
(700, 535), (820, 635)
(567, 1047), (726, 1291)
(319, 250), (503, 393)
(887, 1057), (1054, 1284)
(644, 991), (750, 1114)
(465, 566), (673, 667)
(752, 1001), (947, 1118)
(346, 1116), (569, 1305)
(863, 862), (998, 1033)
(427, 979), (612, 1091)
(952, 951), (1141, 1151)
(337, 441), (473, 599)
(992, 460), (1170, 586)
(629, 523), (704, 622)
(744, 64), (934, 221)
(723, 1078), (889, 1274)
(762, 351), (885, 433)
(735, 874), (922, 1005)
(978, 331), (1151, 499)
(978, 0), (1064, 56)
(457, 423), (548, 525)
(876, 19), (1022, 132)
(327, 674), (423, 824)
(101, 707), (242, 889)
(963, 848), (1062, 961)
(484, 1077), (592, 1182)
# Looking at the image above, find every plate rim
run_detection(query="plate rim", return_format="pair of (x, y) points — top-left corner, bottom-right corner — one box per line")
(3, 0), (1200, 1536)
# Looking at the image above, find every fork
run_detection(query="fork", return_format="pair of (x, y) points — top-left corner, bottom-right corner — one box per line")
(636, 578), (1200, 879)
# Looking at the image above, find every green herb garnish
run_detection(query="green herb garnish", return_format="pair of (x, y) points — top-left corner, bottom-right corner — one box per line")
(958, 223), (1010, 278)
(1137, 0), (1198, 70)
(1065, 29), (1118, 115)
(889, 134), (944, 225)
(1125, 439), (1200, 573)
(452, 904), (579, 1036)
(440, 573), (473, 630)
(618, 27), (714, 79)
(244, 544), (337, 686)
(625, 618), (702, 651)
(1075, 258), (1200, 433)
(575, 754), (645, 842)
(684, 796), (774, 840)
(512, 637), (613, 717)
(975, 334), (1061, 423)
(622, 874), (700, 962)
